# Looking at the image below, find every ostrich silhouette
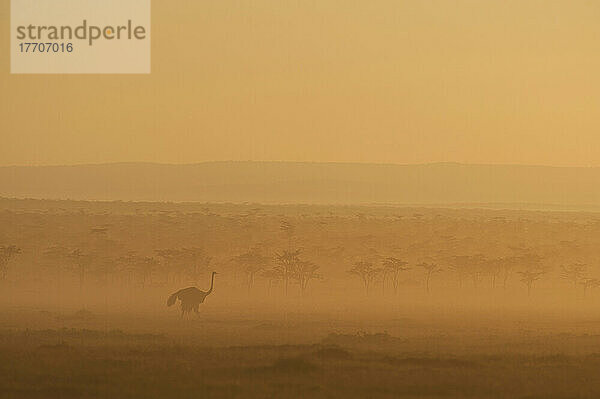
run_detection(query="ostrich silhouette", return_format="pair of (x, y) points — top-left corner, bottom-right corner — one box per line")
(167, 271), (217, 318)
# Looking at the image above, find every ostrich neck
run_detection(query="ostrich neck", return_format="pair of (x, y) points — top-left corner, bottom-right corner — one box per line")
(207, 273), (215, 294)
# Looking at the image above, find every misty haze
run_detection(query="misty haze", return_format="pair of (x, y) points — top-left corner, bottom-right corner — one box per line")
(3, 161), (600, 207)
(4, 0), (600, 398)
(3, 195), (600, 398)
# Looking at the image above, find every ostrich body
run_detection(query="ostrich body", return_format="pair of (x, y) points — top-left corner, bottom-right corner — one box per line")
(167, 272), (217, 317)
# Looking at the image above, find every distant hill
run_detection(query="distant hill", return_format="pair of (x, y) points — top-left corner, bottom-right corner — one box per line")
(0, 161), (599, 207)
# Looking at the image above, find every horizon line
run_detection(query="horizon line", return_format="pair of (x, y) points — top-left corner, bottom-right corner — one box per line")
(1, 160), (599, 169)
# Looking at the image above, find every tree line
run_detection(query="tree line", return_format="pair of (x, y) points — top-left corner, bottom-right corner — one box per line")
(2, 219), (600, 299)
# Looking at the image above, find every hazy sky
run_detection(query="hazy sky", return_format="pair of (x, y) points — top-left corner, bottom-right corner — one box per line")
(2, 0), (600, 166)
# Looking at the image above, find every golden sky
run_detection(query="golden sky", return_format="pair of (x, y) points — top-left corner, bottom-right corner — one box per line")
(2, 0), (600, 166)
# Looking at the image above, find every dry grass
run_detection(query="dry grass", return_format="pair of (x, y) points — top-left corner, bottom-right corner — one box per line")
(2, 312), (600, 399)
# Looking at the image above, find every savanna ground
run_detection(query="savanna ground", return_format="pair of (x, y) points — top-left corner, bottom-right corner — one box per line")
(3, 198), (600, 398)
(3, 304), (600, 399)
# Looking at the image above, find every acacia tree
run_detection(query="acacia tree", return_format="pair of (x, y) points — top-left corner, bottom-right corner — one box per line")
(348, 261), (381, 295)
(93, 255), (120, 286)
(233, 249), (270, 292)
(418, 262), (443, 293)
(116, 253), (138, 286)
(446, 256), (469, 289)
(382, 257), (410, 294)
(580, 277), (600, 298)
(261, 268), (282, 295)
(560, 263), (587, 290)
(499, 253), (541, 290)
(518, 268), (547, 297)
(498, 256), (518, 289)
(447, 255), (486, 289)
(487, 258), (503, 288)
(182, 247), (212, 285)
(155, 249), (186, 283)
(139, 257), (159, 288)
(118, 254), (158, 288)
(274, 249), (301, 295)
(464, 255), (486, 289)
(0, 245), (21, 280)
(292, 260), (321, 295)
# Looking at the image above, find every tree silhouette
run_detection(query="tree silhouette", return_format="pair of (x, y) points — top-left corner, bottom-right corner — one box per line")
(487, 258), (503, 288)
(137, 256), (158, 288)
(117, 254), (158, 288)
(0, 245), (21, 280)
(446, 256), (469, 289)
(498, 256), (519, 289)
(274, 249), (301, 295)
(517, 268), (547, 297)
(233, 248), (270, 292)
(92, 254), (120, 286)
(348, 261), (381, 294)
(560, 263), (587, 290)
(261, 268), (283, 295)
(291, 260), (321, 295)
(447, 255), (486, 289)
(155, 249), (187, 284)
(418, 262), (442, 293)
(181, 247), (212, 285)
(580, 277), (600, 298)
(464, 255), (486, 289)
(382, 257), (410, 294)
